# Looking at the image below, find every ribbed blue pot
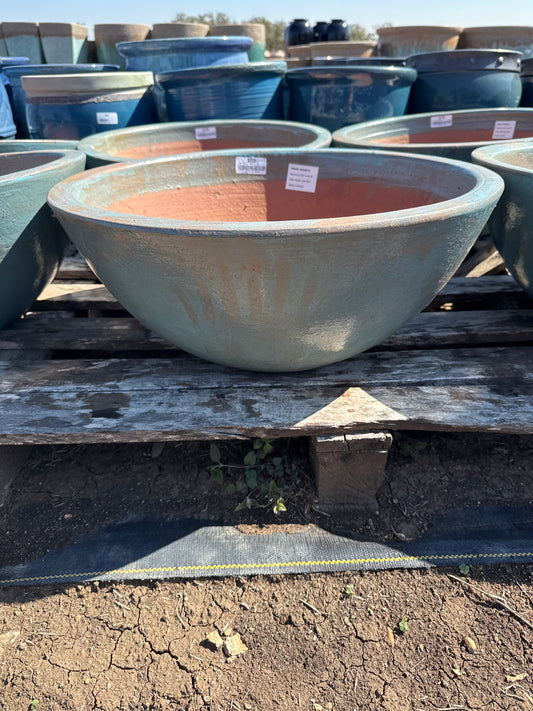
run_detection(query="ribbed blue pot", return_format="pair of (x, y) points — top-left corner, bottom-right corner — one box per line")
(285, 65), (416, 131)
(116, 37), (253, 73)
(406, 50), (522, 113)
(157, 62), (286, 121)
(2, 63), (120, 138)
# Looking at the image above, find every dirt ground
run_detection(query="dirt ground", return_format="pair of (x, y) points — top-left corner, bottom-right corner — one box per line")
(0, 431), (532, 710)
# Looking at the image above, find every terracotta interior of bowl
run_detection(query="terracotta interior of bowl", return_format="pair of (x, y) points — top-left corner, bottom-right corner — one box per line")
(115, 139), (290, 159)
(369, 127), (533, 145)
(107, 177), (469, 222)
(0, 152), (60, 177)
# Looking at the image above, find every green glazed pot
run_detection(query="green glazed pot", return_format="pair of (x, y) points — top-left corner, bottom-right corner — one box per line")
(0, 149), (86, 328)
(48, 148), (502, 372)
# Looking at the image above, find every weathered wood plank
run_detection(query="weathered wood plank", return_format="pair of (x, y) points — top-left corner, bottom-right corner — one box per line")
(34, 283), (123, 311)
(55, 255), (97, 282)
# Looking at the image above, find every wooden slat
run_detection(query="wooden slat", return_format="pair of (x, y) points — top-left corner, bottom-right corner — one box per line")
(55, 255), (97, 281)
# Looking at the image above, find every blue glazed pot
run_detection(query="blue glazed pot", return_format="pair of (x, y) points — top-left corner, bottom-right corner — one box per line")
(313, 22), (329, 43)
(406, 50), (522, 113)
(326, 20), (350, 42)
(0, 149), (86, 328)
(520, 58), (533, 107)
(472, 140), (533, 297)
(285, 65), (417, 131)
(78, 118), (331, 167)
(22, 72), (158, 141)
(2, 63), (120, 139)
(116, 37), (253, 74)
(285, 19), (313, 47)
(0, 83), (15, 139)
(48, 148), (502, 372)
(332, 108), (533, 162)
(157, 62), (286, 122)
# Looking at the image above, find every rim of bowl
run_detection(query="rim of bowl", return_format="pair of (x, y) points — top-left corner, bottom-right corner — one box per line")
(285, 65), (417, 80)
(156, 61), (287, 82)
(116, 36), (253, 52)
(472, 138), (533, 173)
(0, 149), (85, 185)
(47, 148), (504, 237)
(332, 108), (533, 150)
(77, 119), (332, 164)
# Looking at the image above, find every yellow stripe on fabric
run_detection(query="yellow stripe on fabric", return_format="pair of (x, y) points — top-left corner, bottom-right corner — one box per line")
(1, 551), (532, 585)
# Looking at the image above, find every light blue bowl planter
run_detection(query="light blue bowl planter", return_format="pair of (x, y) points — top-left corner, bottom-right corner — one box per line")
(0, 149), (86, 329)
(77, 118), (331, 167)
(2, 63), (120, 139)
(285, 65), (417, 131)
(157, 62), (286, 122)
(48, 148), (503, 372)
(22, 72), (159, 141)
(472, 139), (533, 298)
(116, 36), (253, 73)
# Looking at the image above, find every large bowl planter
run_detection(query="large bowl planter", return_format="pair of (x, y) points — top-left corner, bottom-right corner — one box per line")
(406, 50), (522, 113)
(38, 22), (89, 64)
(472, 139), (533, 297)
(2, 63), (120, 139)
(157, 62), (286, 122)
(0, 139), (79, 152)
(376, 25), (462, 57)
(459, 26), (533, 58)
(332, 108), (533, 161)
(94, 24), (151, 70)
(78, 118), (331, 168)
(208, 24), (266, 62)
(116, 37), (253, 74)
(22, 72), (158, 140)
(47, 148), (502, 372)
(0, 149), (86, 329)
(285, 66), (417, 131)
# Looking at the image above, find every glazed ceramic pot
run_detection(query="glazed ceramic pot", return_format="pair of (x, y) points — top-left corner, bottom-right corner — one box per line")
(0, 139), (79, 152)
(376, 25), (462, 57)
(0, 149), (85, 328)
(47, 148), (503, 372)
(285, 65), (417, 131)
(2, 22), (43, 63)
(77, 118), (331, 167)
(151, 23), (209, 39)
(312, 57), (405, 66)
(116, 37), (253, 74)
(332, 108), (533, 161)
(94, 24), (151, 70)
(208, 24), (266, 62)
(313, 22), (329, 43)
(326, 20), (350, 42)
(520, 58), (533, 107)
(2, 63), (120, 139)
(309, 41), (377, 59)
(459, 26), (533, 58)
(157, 62), (286, 122)
(22, 72), (158, 140)
(472, 140), (533, 297)
(0, 82), (16, 139)
(38, 22), (89, 64)
(406, 50), (522, 113)
(285, 19), (313, 48)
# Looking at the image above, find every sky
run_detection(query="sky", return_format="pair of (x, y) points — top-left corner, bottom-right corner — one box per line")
(2, 0), (532, 39)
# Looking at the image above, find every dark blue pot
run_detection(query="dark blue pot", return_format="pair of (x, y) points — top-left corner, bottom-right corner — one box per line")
(406, 50), (522, 113)
(520, 58), (533, 106)
(157, 62), (286, 121)
(23, 72), (158, 140)
(285, 65), (417, 131)
(117, 37), (253, 74)
(2, 63), (119, 138)
(326, 20), (350, 42)
(313, 22), (329, 43)
(286, 19), (313, 47)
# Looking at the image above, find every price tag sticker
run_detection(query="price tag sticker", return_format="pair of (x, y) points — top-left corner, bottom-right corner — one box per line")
(492, 120), (516, 139)
(195, 126), (217, 140)
(96, 112), (119, 125)
(235, 156), (268, 175)
(285, 163), (319, 193)
(430, 115), (453, 128)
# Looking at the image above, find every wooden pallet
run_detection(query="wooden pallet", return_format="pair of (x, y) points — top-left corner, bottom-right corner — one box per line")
(1, 255), (533, 512)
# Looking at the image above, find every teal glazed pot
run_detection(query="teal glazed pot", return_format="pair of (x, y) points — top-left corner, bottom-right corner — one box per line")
(2, 63), (120, 139)
(332, 108), (533, 161)
(406, 50), (523, 113)
(48, 148), (503, 372)
(520, 58), (533, 106)
(0, 149), (86, 328)
(472, 139), (533, 298)
(116, 37), (253, 73)
(77, 118), (331, 168)
(285, 66), (417, 131)
(157, 62), (286, 122)
(22, 72), (158, 141)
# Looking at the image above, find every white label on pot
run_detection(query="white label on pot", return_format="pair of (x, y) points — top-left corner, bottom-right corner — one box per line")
(492, 120), (516, 139)
(430, 115), (453, 128)
(285, 163), (319, 193)
(96, 111), (119, 125)
(235, 156), (267, 175)
(195, 126), (217, 140)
